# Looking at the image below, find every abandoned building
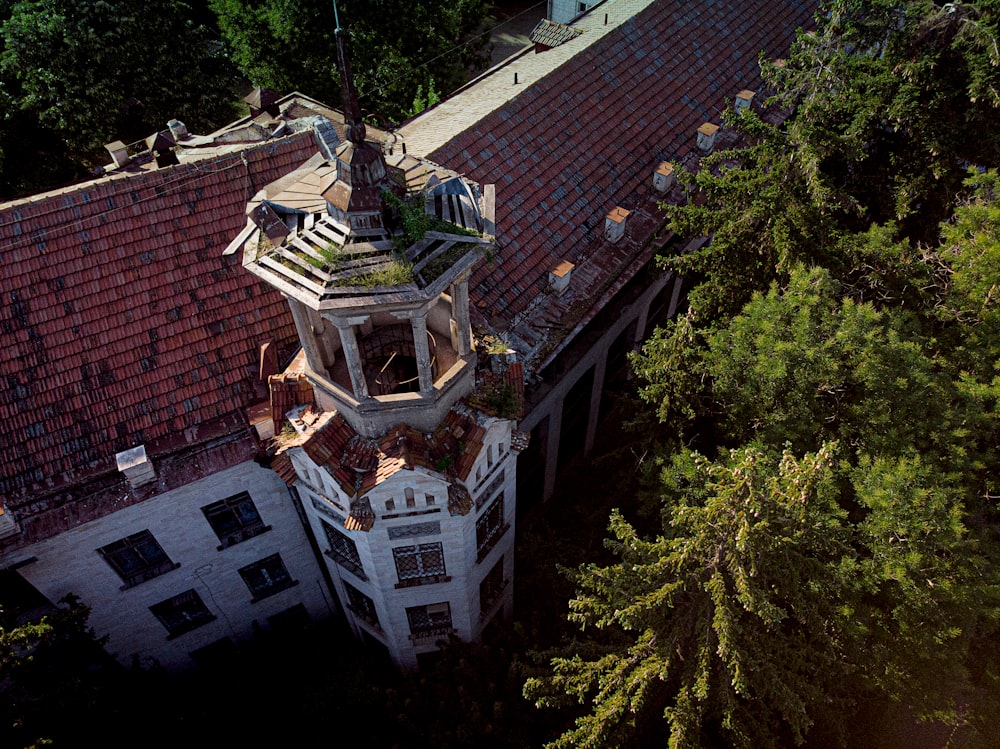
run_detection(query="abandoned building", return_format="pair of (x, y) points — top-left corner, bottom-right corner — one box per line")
(0, 0), (815, 670)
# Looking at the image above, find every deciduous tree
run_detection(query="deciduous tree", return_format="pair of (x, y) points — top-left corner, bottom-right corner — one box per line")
(209, 0), (491, 123)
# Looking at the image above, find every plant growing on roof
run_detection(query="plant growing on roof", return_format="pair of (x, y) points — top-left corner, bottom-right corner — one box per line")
(319, 242), (348, 267)
(408, 77), (441, 117)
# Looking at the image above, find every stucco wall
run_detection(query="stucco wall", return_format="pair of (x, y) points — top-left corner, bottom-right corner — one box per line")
(9, 460), (333, 671)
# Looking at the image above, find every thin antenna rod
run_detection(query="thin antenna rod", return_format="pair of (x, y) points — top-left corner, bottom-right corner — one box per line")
(332, 0), (366, 143)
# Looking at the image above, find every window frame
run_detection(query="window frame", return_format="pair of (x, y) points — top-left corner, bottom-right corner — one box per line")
(98, 530), (179, 589)
(201, 492), (270, 550)
(344, 581), (380, 629)
(150, 589), (215, 639)
(406, 601), (453, 641)
(479, 555), (507, 615)
(476, 494), (509, 562)
(238, 553), (297, 602)
(393, 542), (449, 588)
(321, 520), (367, 580)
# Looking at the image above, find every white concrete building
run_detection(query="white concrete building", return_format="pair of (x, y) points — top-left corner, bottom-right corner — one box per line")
(225, 25), (521, 667)
(0, 0), (815, 672)
(12, 455), (333, 670)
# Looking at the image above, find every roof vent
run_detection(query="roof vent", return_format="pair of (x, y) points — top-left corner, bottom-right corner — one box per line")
(310, 116), (342, 161)
(734, 90), (755, 113)
(0, 505), (19, 540)
(605, 206), (630, 243)
(167, 119), (189, 141)
(146, 130), (179, 168)
(549, 260), (574, 295)
(653, 162), (675, 193)
(529, 19), (582, 51)
(697, 122), (719, 154)
(104, 141), (130, 168)
(115, 445), (157, 489)
(244, 87), (282, 119)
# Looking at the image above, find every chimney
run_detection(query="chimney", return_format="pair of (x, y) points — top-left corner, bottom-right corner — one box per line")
(653, 162), (675, 193)
(146, 130), (179, 168)
(697, 122), (719, 154)
(0, 504), (19, 540)
(605, 206), (630, 243)
(105, 141), (130, 168)
(311, 116), (342, 161)
(549, 260), (574, 295)
(734, 90), (755, 113)
(167, 119), (189, 141)
(116, 445), (157, 489)
(244, 87), (281, 119)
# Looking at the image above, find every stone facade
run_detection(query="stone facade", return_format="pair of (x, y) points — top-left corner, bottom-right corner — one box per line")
(11, 459), (331, 671)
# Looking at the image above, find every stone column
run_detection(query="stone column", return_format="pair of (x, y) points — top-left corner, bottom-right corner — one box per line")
(288, 300), (328, 377)
(585, 354), (607, 455)
(410, 314), (435, 393)
(334, 320), (369, 399)
(543, 399), (563, 502)
(450, 277), (473, 356)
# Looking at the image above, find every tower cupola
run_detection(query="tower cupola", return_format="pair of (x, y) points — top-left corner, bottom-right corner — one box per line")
(233, 12), (496, 437)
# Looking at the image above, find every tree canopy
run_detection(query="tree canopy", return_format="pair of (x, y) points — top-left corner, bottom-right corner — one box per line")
(209, 0), (492, 123)
(529, 1), (1000, 745)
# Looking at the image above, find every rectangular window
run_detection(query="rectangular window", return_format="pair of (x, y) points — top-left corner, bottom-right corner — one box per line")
(393, 542), (448, 587)
(98, 530), (178, 589)
(150, 589), (215, 638)
(425, 494), (435, 506)
(476, 470), (505, 510)
(406, 601), (452, 640)
(344, 581), (380, 628)
(321, 520), (367, 579)
(239, 553), (296, 601)
(476, 495), (508, 561)
(405, 488), (415, 508)
(480, 555), (506, 614)
(202, 492), (269, 549)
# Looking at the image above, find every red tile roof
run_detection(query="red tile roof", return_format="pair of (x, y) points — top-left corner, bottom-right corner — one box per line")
(278, 378), (493, 498)
(0, 133), (318, 509)
(428, 0), (816, 323)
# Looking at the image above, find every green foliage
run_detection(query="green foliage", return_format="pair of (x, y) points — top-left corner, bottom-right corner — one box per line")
(527, 444), (857, 749)
(663, 110), (840, 321)
(530, 434), (997, 747)
(770, 0), (1000, 241)
(559, 7), (1000, 743)
(209, 0), (492, 123)
(0, 0), (242, 165)
(383, 187), (434, 246)
(348, 258), (414, 288)
(409, 77), (441, 117)
(1, 595), (112, 749)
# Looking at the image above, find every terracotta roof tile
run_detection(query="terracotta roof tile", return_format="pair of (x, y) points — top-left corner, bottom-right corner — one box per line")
(428, 0), (814, 325)
(0, 133), (318, 507)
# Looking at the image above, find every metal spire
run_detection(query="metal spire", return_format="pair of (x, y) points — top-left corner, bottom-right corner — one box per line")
(333, 0), (366, 144)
